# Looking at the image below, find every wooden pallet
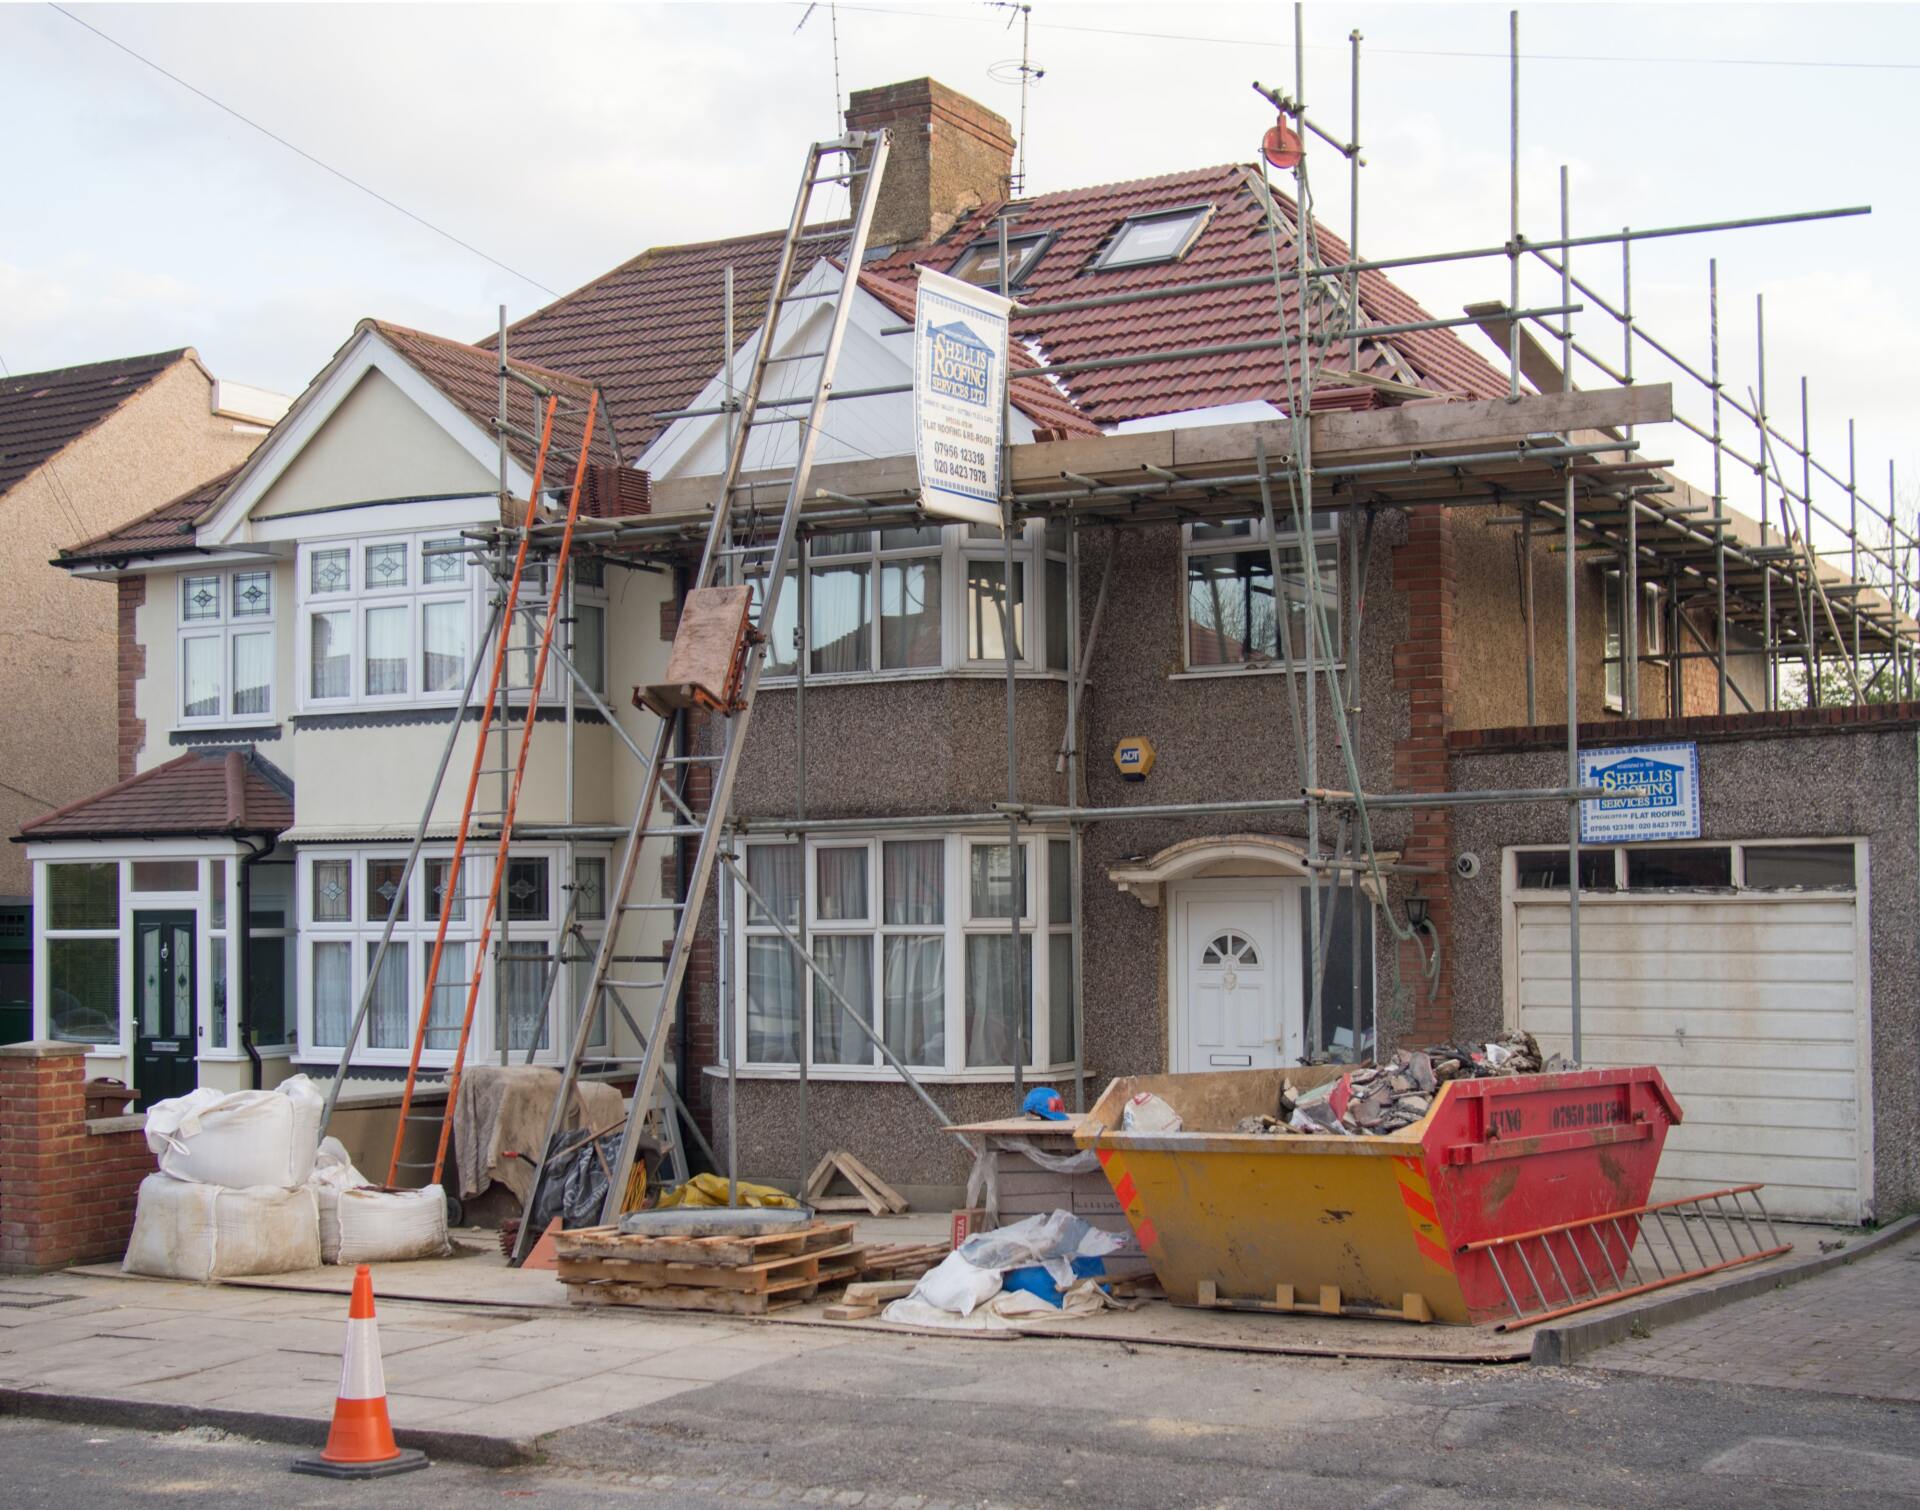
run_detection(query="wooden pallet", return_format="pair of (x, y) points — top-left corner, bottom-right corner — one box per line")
(554, 1220), (855, 1268)
(555, 1219), (864, 1314)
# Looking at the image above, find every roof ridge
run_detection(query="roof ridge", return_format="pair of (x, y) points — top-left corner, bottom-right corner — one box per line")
(0, 348), (189, 391)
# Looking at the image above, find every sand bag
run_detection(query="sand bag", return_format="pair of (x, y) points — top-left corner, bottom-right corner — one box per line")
(122, 1175), (321, 1281)
(309, 1136), (370, 1264)
(144, 1075), (325, 1189)
(335, 1184), (451, 1264)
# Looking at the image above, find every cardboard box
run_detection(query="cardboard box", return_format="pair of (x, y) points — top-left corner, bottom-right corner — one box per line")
(950, 1207), (989, 1249)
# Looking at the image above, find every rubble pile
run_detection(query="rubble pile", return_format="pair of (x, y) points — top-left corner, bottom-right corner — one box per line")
(1231, 1031), (1574, 1137)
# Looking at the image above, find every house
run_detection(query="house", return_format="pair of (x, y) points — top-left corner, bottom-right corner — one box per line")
(0, 352), (287, 888)
(0, 350), (285, 1038)
(18, 76), (1913, 1228)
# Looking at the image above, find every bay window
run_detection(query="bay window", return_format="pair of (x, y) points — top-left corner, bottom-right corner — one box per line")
(178, 566), (277, 725)
(298, 531), (487, 710)
(1183, 514), (1341, 672)
(757, 523), (1066, 679)
(732, 831), (1075, 1076)
(298, 845), (602, 1066)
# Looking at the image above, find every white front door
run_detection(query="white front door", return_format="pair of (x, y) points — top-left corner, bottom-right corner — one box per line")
(1173, 882), (1297, 1072)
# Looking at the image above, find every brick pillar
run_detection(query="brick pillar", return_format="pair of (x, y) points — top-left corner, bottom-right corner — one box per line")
(1391, 506), (1457, 1044)
(0, 1042), (150, 1273)
(117, 575), (147, 780)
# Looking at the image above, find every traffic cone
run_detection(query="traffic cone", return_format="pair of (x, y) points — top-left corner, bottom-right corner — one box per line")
(291, 1265), (429, 1479)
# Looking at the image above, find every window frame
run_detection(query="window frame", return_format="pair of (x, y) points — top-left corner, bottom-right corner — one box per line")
(757, 523), (1068, 685)
(1092, 203), (1215, 271)
(176, 564), (279, 728)
(1509, 836), (1861, 895)
(947, 230), (1057, 291)
(296, 842), (583, 1068)
(1603, 573), (1665, 713)
(1180, 512), (1343, 674)
(729, 830), (1075, 1080)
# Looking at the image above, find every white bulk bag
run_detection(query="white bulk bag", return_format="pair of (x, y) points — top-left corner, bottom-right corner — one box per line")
(335, 1184), (452, 1265)
(144, 1075), (325, 1189)
(309, 1136), (371, 1264)
(123, 1175), (321, 1281)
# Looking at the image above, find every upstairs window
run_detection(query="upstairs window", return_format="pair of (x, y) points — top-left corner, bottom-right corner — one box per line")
(1093, 205), (1213, 270)
(1183, 514), (1341, 672)
(1603, 574), (1664, 713)
(178, 565), (277, 726)
(949, 232), (1053, 291)
(297, 532), (482, 711)
(758, 523), (1068, 681)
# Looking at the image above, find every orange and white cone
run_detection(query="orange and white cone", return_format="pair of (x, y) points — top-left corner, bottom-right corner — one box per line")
(292, 1265), (429, 1479)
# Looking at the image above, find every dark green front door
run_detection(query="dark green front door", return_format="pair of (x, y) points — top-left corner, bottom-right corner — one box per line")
(134, 911), (196, 1106)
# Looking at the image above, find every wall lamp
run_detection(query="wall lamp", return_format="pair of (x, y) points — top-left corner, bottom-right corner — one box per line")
(1404, 894), (1431, 931)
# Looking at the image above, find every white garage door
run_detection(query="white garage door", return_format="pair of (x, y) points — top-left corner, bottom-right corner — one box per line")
(1510, 893), (1869, 1224)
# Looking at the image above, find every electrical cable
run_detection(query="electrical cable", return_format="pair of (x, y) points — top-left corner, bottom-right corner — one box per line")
(47, 3), (561, 297)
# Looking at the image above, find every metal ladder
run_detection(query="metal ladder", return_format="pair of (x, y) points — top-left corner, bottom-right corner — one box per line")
(1463, 1183), (1791, 1331)
(509, 127), (891, 1260)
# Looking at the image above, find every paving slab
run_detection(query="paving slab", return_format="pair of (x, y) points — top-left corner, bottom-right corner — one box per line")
(1584, 1225), (1920, 1401)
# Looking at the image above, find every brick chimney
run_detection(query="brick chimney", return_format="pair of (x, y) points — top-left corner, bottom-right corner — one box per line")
(844, 79), (1016, 248)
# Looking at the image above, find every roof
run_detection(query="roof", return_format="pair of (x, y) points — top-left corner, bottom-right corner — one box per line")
(854, 269), (1100, 439)
(866, 163), (1508, 421)
(58, 465), (242, 566)
(15, 749), (294, 842)
(493, 162), (1509, 454)
(0, 349), (190, 500)
(362, 320), (619, 476)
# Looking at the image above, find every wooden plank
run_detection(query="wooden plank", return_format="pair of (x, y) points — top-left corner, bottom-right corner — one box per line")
(824, 1302), (882, 1321)
(842, 1279), (918, 1304)
(554, 1220), (856, 1267)
(836, 1152), (908, 1214)
(567, 1280), (817, 1315)
(554, 1241), (862, 1293)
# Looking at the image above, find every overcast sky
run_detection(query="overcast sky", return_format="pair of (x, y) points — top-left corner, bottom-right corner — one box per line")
(6, 2), (1918, 534)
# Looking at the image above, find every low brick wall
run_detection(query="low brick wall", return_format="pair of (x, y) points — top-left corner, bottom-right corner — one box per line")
(0, 1041), (152, 1273)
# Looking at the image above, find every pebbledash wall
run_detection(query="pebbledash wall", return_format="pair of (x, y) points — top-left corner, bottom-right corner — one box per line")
(693, 509), (1443, 1197)
(1445, 705), (1920, 1218)
(0, 1041), (148, 1273)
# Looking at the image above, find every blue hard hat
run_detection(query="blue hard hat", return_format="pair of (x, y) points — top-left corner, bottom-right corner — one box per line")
(1022, 1087), (1068, 1121)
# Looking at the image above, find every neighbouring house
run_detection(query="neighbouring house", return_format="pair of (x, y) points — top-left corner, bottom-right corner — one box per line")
(15, 77), (1913, 1230)
(0, 350), (285, 1039)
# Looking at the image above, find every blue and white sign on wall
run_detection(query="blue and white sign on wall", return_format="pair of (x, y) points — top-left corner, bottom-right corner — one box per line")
(1578, 741), (1702, 843)
(913, 267), (1011, 528)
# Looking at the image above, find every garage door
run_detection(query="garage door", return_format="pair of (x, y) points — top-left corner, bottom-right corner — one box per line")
(1510, 895), (1868, 1224)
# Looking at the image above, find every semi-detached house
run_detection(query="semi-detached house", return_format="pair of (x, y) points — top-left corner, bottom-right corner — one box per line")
(21, 77), (1916, 1227)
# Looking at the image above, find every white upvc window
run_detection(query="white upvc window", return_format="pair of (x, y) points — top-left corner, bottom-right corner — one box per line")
(1603, 575), (1665, 713)
(503, 558), (610, 701)
(298, 843), (596, 1068)
(177, 566), (277, 725)
(1181, 512), (1342, 673)
(758, 523), (1068, 682)
(731, 830), (1075, 1078)
(296, 531), (484, 711)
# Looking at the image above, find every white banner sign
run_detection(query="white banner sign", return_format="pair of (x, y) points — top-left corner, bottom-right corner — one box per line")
(1578, 741), (1702, 843)
(913, 267), (1011, 528)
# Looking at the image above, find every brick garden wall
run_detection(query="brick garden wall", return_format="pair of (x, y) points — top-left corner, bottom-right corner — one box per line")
(0, 1042), (150, 1273)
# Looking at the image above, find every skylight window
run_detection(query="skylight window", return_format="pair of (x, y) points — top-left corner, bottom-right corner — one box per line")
(1093, 204), (1214, 270)
(949, 232), (1053, 291)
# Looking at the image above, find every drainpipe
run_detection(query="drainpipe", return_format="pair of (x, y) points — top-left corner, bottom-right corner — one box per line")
(237, 833), (276, 1089)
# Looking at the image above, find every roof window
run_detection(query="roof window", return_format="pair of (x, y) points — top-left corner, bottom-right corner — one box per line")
(1093, 204), (1214, 270)
(949, 231), (1054, 291)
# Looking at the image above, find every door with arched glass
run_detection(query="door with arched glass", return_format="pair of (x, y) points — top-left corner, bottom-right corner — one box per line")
(1171, 880), (1296, 1071)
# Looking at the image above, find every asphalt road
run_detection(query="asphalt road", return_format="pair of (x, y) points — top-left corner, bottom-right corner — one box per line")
(7, 1334), (1918, 1509)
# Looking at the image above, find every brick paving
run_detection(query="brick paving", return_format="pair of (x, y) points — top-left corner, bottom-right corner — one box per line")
(1590, 1234), (1920, 1401)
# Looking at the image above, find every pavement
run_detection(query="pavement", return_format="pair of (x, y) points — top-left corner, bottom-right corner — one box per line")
(1583, 1229), (1920, 1402)
(2, 1214), (1914, 1495)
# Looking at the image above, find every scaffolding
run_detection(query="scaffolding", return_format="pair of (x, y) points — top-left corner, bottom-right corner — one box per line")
(351, 7), (1915, 1205)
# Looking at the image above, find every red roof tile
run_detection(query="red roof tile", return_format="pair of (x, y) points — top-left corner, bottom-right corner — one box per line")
(15, 749), (293, 841)
(0, 350), (189, 500)
(492, 161), (1508, 455)
(365, 320), (619, 476)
